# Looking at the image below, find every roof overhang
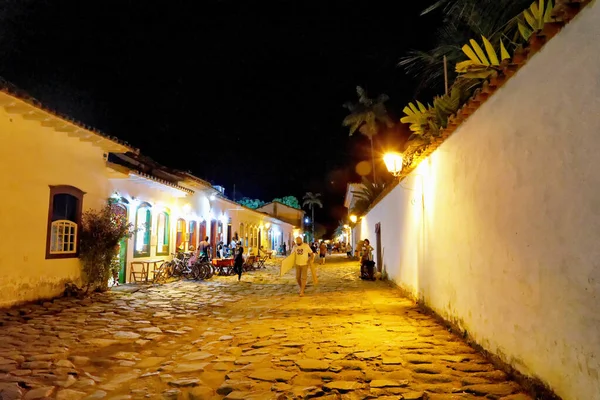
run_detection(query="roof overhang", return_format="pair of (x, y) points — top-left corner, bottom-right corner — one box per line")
(0, 89), (135, 154)
(128, 171), (193, 198)
(344, 183), (363, 209)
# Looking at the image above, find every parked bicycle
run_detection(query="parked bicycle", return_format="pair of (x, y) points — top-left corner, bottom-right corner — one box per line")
(153, 252), (215, 283)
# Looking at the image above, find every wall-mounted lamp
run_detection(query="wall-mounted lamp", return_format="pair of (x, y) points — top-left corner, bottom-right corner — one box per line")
(349, 215), (357, 223)
(383, 152), (403, 177)
(265, 222), (271, 229)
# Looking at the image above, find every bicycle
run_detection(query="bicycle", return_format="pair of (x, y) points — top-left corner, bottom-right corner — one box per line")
(193, 253), (214, 280)
(170, 252), (197, 280)
(152, 261), (173, 284)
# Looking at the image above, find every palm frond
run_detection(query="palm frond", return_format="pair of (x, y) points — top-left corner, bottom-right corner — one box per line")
(400, 0), (532, 91)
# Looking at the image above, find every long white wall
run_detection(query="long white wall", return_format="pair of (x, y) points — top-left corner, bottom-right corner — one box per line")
(0, 111), (108, 307)
(356, 4), (600, 399)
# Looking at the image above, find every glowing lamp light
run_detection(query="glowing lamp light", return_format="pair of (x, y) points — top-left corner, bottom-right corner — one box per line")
(265, 223), (271, 229)
(182, 203), (191, 215)
(209, 194), (216, 201)
(304, 217), (310, 224)
(383, 152), (403, 177)
(349, 215), (357, 223)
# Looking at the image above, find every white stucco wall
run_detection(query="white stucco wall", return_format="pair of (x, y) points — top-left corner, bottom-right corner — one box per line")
(357, 4), (600, 399)
(0, 111), (108, 307)
(108, 178), (191, 281)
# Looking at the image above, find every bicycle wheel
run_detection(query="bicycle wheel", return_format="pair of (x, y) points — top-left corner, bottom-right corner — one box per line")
(204, 262), (215, 279)
(153, 263), (167, 284)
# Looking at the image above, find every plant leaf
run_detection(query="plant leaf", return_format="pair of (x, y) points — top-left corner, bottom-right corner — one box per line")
(462, 44), (481, 64)
(524, 9), (537, 28)
(544, 0), (554, 22)
(500, 40), (511, 60)
(470, 39), (490, 65)
(482, 36), (499, 65)
(518, 21), (533, 40)
(455, 60), (473, 72)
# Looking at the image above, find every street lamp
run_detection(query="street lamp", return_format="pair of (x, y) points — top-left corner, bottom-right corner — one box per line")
(383, 152), (403, 177)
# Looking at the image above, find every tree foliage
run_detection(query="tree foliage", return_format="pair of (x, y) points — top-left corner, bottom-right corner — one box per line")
(273, 196), (301, 209)
(239, 197), (266, 209)
(79, 200), (136, 293)
(302, 192), (323, 211)
(350, 176), (393, 216)
(342, 86), (394, 139)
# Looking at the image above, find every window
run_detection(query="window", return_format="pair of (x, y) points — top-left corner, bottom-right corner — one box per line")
(46, 186), (84, 259)
(134, 203), (152, 257)
(157, 211), (170, 255)
(176, 218), (186, 251)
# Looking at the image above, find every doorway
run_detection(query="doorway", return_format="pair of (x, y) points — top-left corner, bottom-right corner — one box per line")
(375, 222), (382, 273)
(200, 221), (207, 242)
(210, 220), (217, 258)
(111, 203), (128, 284)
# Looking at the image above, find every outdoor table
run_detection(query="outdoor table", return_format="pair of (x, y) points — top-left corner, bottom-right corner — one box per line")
(212, 258), (235, 276)
(130, 260), (164, 283)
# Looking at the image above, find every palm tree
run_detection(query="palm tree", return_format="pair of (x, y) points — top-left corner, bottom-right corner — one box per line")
(343, 86), (394, 184)
(350, 176), (393, 216)
(333, 220), (346, 239)
(399, 0), (531, 92)
(302, 192), (323, 241)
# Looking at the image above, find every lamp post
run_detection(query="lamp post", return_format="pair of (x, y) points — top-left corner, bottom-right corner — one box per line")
(383, 152), (403, 177)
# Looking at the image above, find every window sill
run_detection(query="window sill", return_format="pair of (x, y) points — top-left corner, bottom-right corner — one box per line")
(46, 253), (79, 260)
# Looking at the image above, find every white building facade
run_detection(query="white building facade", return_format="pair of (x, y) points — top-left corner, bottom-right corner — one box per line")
(0, 87), (298, 307)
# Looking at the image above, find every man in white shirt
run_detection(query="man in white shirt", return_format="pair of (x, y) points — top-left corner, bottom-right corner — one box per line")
(293, 236), (314, 296)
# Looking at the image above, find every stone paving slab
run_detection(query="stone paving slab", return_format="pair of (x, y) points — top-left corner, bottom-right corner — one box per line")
(0, 255), (531, 399)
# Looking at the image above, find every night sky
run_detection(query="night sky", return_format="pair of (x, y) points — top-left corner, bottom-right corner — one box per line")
(0, 0), (440, 232)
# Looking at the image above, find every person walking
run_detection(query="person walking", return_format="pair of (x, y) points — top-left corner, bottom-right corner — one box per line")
(293, 236), (314, 296)
(233, 246), (244, 281)
(319, 241), (327, 265)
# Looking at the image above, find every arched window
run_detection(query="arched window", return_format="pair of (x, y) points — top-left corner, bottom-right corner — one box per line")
(134, 202), (152, 257)
(176, 218), (186, 251)
(156, 210), (170, 255)
(46, 186), (84, 259)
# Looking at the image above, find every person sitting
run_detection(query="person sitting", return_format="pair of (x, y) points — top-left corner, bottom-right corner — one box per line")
(360, 239), (375, 280)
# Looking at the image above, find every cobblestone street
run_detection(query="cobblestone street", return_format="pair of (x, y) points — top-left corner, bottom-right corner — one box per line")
(0, 256), (530, 400)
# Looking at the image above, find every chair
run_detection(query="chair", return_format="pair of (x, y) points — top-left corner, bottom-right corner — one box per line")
(130, 262), (148, 283)
(243, 255), (257, 272)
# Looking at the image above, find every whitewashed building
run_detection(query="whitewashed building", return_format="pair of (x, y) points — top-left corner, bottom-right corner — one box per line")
(0, 85), (298, 306)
